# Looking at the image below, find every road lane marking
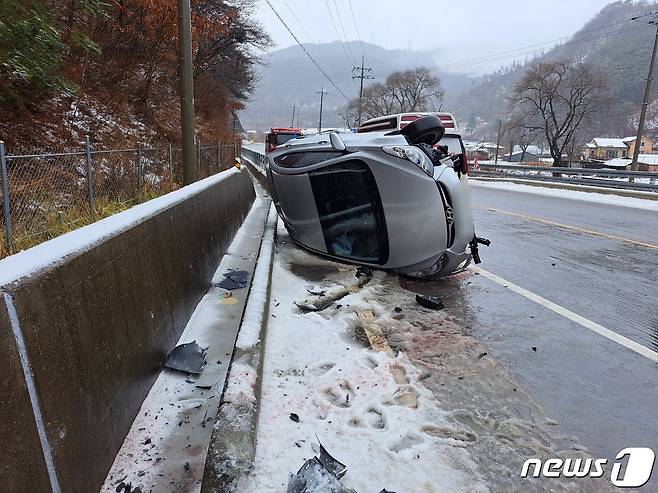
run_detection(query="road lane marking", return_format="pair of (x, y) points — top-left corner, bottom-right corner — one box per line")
(474, 205), (658, 252)
(473, 267), (658, 364)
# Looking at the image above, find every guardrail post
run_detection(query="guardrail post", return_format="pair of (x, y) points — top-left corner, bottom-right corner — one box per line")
(85, 135), (96, 221)
(0, 141), (13, 254)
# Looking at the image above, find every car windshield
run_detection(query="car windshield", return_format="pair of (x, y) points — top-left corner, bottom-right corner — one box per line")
(276, 133), (300, 145)
(438, 136), (463, 155)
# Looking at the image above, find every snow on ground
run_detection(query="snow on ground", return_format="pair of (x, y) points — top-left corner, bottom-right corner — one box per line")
(237, 222), (489, 493)
(0, 168), (240, 287)
(471, 179), (658, 212)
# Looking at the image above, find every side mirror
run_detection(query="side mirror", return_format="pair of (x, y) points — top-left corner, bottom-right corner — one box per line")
(329, 132), (347, 151)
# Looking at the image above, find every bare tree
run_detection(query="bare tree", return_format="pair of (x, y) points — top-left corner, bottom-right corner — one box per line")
(339, 67), (443, 127)
(509, 61), (607, 166)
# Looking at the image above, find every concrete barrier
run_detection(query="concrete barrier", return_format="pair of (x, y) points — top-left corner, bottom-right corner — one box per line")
(0, 169), (255, 493)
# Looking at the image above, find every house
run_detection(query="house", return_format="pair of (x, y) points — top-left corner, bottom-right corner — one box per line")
(585, 136), (654, 161)
(603, 153), (658, 172)
(503, 150), (541, 163)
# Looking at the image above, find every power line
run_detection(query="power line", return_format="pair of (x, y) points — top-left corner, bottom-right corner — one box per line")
(332, 0), (357, 63)
(280, 0), (339, 75)
(439, 23), (654, 71)
(265, 0), (350, 101)
(324, 0), (355, 66)
(438, 12), (658, 71)
(348, 0), (364, 57)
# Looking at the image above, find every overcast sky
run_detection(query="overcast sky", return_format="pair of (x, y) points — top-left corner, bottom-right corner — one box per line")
(255, 0), (618, 73)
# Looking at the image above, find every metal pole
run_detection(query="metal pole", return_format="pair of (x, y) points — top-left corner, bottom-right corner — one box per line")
(84, 136), (96, 221)
(632, 22), (658, 171)
(291, 101), (296, 128)
(317, 85), (327, 133)
(494, 120), (502, 164)
(197, 137), (202, 177)
(137, 144), (143, 189)
(178, 0), (197, 185)
(168, 143), (173, 176)
(0, 141), (13, 254)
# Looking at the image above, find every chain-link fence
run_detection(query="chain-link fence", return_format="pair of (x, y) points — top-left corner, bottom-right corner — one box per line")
(0, 138), (238, 259)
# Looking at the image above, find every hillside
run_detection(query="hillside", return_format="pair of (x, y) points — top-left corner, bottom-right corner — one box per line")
(239, 41), (472, 131)
(453, 0), (658, 141)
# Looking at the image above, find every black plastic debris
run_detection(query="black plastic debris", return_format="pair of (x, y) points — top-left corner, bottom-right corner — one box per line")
(287, 441), (355, 493)
(394, 307), (402, 313)
(290, 413), (300, 423)
(115, 482), (142, 493)
(355, 266), (373, 278)
(216, 270), (250, 290)
(164, 341), (206, 374)
(415, 294), (445, 310)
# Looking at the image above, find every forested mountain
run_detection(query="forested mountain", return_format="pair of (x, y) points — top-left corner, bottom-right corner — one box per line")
(453, 0), (658, 141)
(240, 41), (472, 131)
(0, 0), (267, 148)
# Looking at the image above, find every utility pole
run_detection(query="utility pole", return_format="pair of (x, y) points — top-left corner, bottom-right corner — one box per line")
(632, 21), (658, 171)
(352, 56), (373, 127)
(291, 101), (296, 128)
(178, 0), (196, 185)
(317, 85), (329, 133)
(494, 120), (502, 164)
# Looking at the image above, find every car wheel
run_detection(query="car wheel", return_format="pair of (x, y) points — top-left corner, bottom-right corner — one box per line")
(400, 115), (445, 146)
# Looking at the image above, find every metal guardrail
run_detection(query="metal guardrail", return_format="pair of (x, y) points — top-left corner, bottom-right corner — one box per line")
(241, 146), (268, 175)
(471, 163), (658, 193)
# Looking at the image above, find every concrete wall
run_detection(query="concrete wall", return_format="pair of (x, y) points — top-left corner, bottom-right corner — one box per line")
(0, 169), (255, 493)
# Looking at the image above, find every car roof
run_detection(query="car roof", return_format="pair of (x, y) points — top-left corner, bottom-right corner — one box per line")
(358, 112), (458, 133)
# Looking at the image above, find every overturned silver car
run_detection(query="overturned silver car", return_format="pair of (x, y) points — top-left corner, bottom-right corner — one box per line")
(266, 115), (488, 278)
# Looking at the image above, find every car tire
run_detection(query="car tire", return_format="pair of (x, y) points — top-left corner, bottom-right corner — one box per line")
(400, 115), (445, 146)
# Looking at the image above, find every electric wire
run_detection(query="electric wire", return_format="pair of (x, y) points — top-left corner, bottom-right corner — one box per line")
(324, 0), (356, 66)
(265, 0), (351, 101)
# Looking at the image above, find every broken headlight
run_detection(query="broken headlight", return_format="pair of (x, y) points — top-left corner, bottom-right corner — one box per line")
(382, 145), (433, 177)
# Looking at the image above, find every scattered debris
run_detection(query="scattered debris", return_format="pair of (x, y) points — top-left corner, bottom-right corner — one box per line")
(415, 294), (445, 311)
(290, 413), (300, 423)
(164, 341), (206, 374)
(532, 346), (537, 352)
(478, 352), (488, 359)
(287, 441), (355, 493)
(355, 266), (373, 278)
(114, 481), (142, 493)
(394, 307), (402, 313)
(215, 270), (250, 290)
(295, 277), (371, 312)
(306, 286), (327, 296)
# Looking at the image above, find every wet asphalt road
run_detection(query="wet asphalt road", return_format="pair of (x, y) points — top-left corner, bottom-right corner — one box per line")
(458, 183), (658, 480)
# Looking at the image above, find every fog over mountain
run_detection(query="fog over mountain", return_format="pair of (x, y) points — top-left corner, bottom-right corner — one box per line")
(241, 0), (658, 143)
(239, 41), (473, 131)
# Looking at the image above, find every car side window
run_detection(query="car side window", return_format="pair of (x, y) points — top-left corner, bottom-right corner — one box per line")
(309, 160), (388, 264)
(274, 151), (344, 168)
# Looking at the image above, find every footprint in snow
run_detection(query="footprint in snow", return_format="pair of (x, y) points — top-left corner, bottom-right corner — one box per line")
(421, 425), (477, 443)
(323, 379), (354, 408)
(388, 433), (424, 453)
(309, 361), (336, 377)
(365, 407), (386, 430)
